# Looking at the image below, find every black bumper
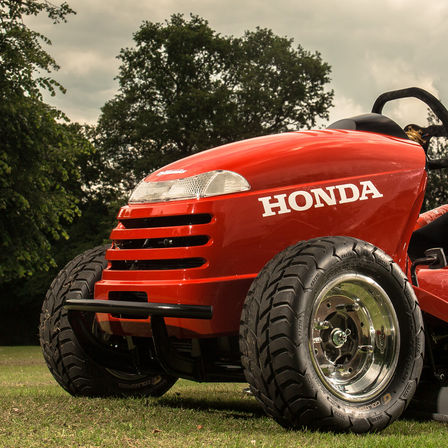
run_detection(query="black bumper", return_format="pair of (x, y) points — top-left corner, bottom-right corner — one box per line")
(64, 299), (213, 320)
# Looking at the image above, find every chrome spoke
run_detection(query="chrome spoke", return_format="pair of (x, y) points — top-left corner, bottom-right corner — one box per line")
(309, 273), (399, 403)
(358, 345), (374, 353)
(314, 320), (331, 330)
(336, 302), (360, 312)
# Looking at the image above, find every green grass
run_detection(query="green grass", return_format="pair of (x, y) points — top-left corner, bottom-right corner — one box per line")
(0, 346), (447, 447)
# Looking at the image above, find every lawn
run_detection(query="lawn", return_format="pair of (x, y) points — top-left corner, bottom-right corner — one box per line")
(0, 346), (447, 447)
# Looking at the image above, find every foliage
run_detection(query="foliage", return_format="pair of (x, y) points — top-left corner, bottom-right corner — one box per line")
(424, 143), (448, 211)
(0, 0), (96, 284)
(422, 113), (448, 211)
(0, 0), (74, 97)
(0, 97), (94, 282)
(97, 14), (333, 194)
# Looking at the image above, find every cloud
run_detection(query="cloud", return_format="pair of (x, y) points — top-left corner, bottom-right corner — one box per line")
(330, 95), (364, 123)
(367, 57), (440, 126)
(25, 0), (448, 128)
(58, 50), (111, 77)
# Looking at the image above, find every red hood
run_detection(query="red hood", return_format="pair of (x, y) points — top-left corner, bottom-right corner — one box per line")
(145, 130), (423, 192)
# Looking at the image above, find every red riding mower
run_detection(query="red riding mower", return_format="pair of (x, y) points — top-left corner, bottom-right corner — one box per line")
(40, 87), (448, 432)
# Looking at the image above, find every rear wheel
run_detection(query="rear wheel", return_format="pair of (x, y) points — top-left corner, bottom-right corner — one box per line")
(240, 236), (424, 432)
(39, 245), (176, 397)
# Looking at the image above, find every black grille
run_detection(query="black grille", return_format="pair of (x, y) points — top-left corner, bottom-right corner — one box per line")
(114, 235), (209, 250)
(108, 291), (148, 319)
(109, 291), (148, 301)
(120, 214), (212, 229)
(110, 258), (206, 270)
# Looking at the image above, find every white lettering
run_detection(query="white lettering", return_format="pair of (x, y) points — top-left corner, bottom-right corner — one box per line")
(311, 186), (336, 208)
(336, 184), (360, 204)
(288, 191), (313, 211)
(359, 180), (383, 200)
(258, 180), (383, 217)
(258, 194), (291, 217)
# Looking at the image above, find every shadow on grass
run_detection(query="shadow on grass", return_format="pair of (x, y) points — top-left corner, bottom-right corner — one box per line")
(157, 394), (266, 420)
(156, 393), (448, 435)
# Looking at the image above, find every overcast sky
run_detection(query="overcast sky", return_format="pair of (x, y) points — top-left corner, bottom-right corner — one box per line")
(27, 0), (448, 128)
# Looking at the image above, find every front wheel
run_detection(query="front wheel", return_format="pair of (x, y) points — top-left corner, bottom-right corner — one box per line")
(39, 245), (176, 397)
(240, 236), (424, 432)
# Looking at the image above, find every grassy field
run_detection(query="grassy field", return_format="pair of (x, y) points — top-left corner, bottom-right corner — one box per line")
(0, 346), (447, 447)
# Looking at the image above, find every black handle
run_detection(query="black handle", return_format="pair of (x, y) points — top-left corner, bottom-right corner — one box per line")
(372, 87), (448, 170)
(372, 87), (448, 129)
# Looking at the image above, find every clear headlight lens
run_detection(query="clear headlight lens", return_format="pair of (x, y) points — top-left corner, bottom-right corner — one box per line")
(129, 170), (251, 204)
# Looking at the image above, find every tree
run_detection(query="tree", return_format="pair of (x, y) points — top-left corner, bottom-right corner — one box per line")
(422, 112), (448, 211)
(424, 138), (448, 211)
(0, 103), (96, 282)
(0, 0), (74, 96)
(0, 1), (96, 283)
(97, 14), (333, 194)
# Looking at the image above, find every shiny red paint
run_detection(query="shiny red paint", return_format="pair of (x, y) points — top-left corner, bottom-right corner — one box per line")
(95, 129), (430, 338)
(416, 267), (448, 316)
(415, 204), (448, 230)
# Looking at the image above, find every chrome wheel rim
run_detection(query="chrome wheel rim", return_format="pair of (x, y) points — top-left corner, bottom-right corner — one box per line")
(309, 273), (400, 402)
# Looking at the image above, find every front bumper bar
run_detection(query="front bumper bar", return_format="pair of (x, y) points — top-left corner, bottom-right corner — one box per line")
(64, 299), (213, 320)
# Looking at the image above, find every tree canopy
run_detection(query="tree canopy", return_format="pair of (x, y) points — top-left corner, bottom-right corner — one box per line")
(419, 111), (448, 211)
(96, 14), (334, 194)
(0, 0), (95, 283)
(424, 143), (448, 211)
(0, 0), (74, 97)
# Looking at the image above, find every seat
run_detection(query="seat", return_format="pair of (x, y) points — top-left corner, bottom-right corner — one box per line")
(328, 113), (409, 140)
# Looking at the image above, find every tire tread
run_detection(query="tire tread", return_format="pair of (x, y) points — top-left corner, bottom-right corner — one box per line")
(240, 236), (424, 432)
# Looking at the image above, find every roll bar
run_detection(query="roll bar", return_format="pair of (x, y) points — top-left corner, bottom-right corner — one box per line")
(372, 87), (448, 169)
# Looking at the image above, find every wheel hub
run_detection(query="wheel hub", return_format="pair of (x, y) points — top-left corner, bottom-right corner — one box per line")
(330, 328), (351, 348)
(309, 273), (400, 402)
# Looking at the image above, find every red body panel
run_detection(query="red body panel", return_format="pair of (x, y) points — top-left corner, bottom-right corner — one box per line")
(95, 129), (429, 338)
(415, 269), (448, 322)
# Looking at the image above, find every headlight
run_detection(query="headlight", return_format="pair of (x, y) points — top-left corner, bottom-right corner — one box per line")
(129, 170), (251, 204)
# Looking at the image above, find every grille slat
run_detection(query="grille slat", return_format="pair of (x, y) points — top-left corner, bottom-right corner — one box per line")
(119, 214), (212, 229)
(114, 235), (209, 250)
(110, 258), (206, 271)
